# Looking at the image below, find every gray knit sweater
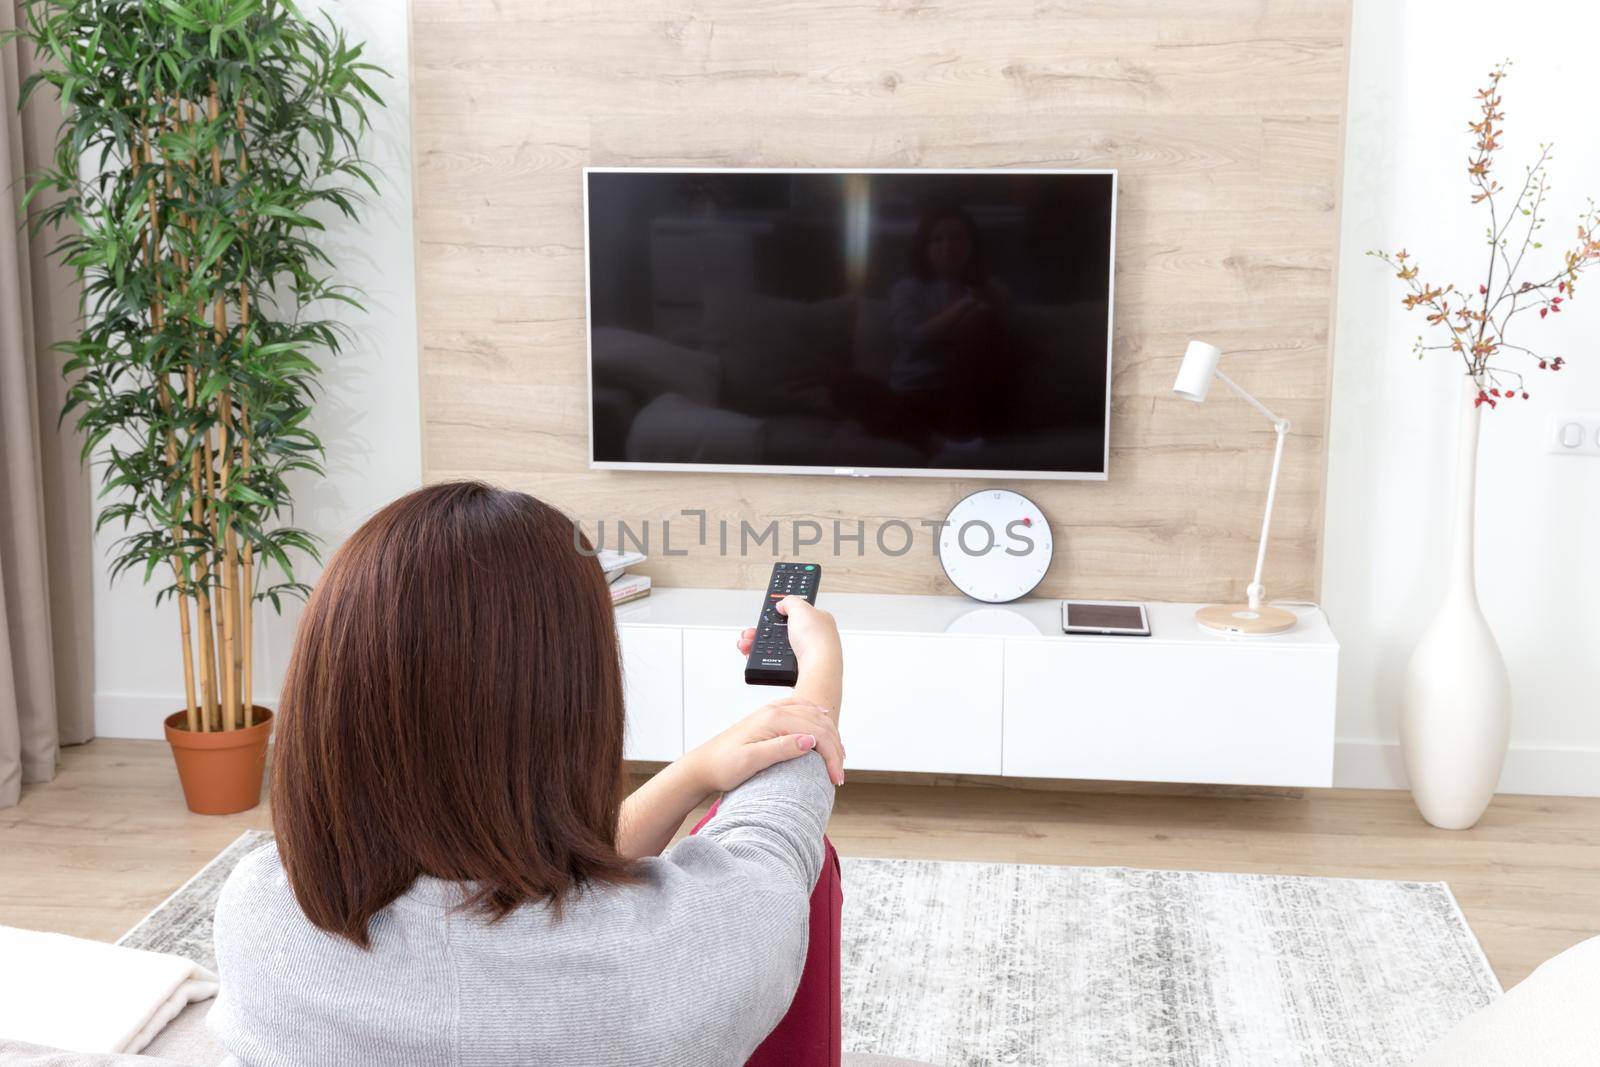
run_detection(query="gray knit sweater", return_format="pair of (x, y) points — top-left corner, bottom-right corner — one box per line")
(209, 755), (836, 1066)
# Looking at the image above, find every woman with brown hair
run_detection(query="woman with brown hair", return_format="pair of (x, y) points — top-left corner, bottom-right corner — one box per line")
(208, 482), (848, 1065)
(888, 204), (1018, 445)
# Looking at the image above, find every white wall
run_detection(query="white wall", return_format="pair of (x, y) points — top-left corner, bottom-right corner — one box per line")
(93, 0), (421, 738)
(1326, 0), (1600, 793)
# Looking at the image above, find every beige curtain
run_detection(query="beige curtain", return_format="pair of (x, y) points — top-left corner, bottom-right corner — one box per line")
(1, 2), (94, 809)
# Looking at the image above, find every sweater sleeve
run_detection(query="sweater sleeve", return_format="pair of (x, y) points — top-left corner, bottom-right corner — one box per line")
(684, 751), (836, 895)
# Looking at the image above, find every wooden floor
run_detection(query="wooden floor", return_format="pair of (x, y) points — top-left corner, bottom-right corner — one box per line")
(3, 739), (1596, 988)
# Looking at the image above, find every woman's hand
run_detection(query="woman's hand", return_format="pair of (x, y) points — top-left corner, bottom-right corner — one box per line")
(737, 595), (839, 663)
(736, 595), (844, 714)
(685, 695), (845, 791)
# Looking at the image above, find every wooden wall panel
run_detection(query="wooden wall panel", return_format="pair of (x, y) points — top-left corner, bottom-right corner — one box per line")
(410, 1), (1351, 603)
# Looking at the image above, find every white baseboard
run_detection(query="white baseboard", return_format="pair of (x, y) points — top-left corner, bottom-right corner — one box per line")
(95, 690), (279, 741)
(1336, 739), (1600, 797)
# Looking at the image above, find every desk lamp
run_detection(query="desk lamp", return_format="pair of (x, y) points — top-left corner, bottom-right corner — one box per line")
(1173, 340), (1297, 635)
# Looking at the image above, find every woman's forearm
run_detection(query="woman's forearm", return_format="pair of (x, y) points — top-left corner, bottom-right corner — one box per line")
(619, 623), (845, 858)
(793, 648), (843, 726)
(616, 758), (712, 860)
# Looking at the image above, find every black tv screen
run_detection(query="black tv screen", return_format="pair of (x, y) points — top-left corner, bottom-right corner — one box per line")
(584, 168), (1116, 479)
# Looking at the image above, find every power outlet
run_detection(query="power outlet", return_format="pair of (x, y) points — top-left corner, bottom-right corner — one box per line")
(1547, 413), (1600, 456)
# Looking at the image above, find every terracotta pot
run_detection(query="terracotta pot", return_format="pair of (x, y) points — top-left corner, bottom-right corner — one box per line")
(164, 708), (274, 815)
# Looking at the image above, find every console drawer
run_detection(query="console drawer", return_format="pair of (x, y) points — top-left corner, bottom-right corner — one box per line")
(681, 629), (1003, 775)
(1002, 639), (1336, 786)
(620, 627), (684, 761)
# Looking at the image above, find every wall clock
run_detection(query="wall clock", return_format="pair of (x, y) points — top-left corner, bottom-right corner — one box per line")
(937, 489), (1054, 603)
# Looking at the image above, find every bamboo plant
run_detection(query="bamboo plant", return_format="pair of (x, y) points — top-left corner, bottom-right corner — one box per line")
(6, 0), (383, 732)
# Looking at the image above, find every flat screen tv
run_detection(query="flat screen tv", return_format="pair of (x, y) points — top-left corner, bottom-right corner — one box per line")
(584, 168), (1116, 480)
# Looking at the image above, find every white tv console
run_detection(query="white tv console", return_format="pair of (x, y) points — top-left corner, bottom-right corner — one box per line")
(617, 589), (1339, 788)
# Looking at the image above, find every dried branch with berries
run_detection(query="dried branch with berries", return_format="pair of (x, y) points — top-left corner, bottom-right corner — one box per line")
(1370, 61), (1600, 409)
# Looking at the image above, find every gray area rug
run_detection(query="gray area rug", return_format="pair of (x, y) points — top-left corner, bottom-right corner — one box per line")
(122, 832), (1499, 1066)
(118, 830), (269, 972)
(839, 858), (1498, 1066)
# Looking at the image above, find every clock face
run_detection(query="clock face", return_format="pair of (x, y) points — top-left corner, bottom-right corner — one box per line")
(937, 489), (1054, 603)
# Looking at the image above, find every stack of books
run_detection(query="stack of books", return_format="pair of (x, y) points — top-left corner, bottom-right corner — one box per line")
(597, 549), (652, 606)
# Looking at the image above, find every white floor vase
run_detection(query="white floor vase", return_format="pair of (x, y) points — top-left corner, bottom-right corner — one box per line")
(1401, 375), (1512, 830)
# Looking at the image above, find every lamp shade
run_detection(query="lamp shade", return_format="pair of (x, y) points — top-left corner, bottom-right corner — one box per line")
(1173, 340), (1223, 402)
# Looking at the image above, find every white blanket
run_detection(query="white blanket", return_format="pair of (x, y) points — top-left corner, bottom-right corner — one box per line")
(0, 926), (218, 1054)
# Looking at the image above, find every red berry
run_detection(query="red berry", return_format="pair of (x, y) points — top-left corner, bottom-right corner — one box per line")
(1522, 391), (1530, 399)
(1479, 285), (1488, 295)
(1490, 388), (1500, 396)
(1541, 307), (1549, 318)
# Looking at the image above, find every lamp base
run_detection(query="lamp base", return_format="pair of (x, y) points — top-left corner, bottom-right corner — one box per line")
(1195, 602), (1297, 636)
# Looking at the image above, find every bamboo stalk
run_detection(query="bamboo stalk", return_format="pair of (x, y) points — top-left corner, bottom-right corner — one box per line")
(240, 481), (254, 726)
(138, 113), (199, 734)
(169, 564), (200, 732)
(189, 370), (220, 734)
(175, 96), (221, 732)
(196, 286), (223, 725)
(209, 90), (241, 729)
(236, 101), (254, 729)
(206, 84), (240, 732)
(212, 401), (237, 732)
(220, 440), (241, 731)
(230, 533), (244, 725)
(217, 88), (244, 731)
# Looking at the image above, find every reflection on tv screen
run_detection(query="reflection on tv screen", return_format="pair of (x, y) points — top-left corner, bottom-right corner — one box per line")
(585, 170), (1115, 477)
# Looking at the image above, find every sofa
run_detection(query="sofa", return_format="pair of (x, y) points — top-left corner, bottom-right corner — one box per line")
(4, 936), (1597, 1065)
(0, 1000), (933, 1066)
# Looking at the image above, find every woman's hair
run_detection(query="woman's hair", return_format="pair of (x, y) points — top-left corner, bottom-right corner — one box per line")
(907, 204), (987, 285)
(271, 481), (634, 947)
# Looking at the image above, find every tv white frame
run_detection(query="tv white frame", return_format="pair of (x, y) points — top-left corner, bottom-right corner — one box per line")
(582, 166), (1118, 482)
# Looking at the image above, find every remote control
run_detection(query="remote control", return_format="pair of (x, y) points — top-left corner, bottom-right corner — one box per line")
(744, 562), (822, 687)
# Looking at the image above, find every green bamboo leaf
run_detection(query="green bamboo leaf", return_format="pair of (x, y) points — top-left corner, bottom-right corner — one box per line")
(195, 373), (229, 407)
(258, 204), (323, 229)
